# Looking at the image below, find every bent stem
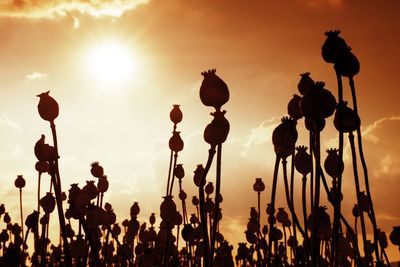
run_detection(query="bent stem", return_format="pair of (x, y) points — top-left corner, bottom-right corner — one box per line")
(199, 146), (216, 267)
(268, 154), (281, 263)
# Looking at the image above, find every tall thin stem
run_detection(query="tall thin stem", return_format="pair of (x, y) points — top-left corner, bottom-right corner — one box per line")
(302, 175), (309, 266)
(19, 188), (24, 243)
(166, 150), (174, 196)
(311, 128), (321, 267)
(210, 144), (222, 266)
(268, 155), (281, 263)
(169, 152), (178, 196)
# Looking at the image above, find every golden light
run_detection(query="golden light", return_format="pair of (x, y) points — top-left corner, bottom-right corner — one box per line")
(85, 40), (137, 88)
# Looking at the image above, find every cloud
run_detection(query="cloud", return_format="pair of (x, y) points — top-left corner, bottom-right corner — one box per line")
(0, 0), (148, 19)
(362, 115), (400, 144)
(0, 114), (22, 132)
(298, 0), (345, 8)
(25, 72), (48, 80)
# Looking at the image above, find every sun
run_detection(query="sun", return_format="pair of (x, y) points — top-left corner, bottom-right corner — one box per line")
(85, 40), (137, 87)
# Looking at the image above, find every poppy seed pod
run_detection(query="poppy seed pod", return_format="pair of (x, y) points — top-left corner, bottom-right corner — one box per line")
(149, 213), (156, 225)
(169, 131), (184, 152)
(70, 235), (89, 258)
(247, 218), (259, 233)
(358, 191), (370, 212)
(321, 30), (348, 64)
(334, 101), (361, 133)
(300, 82), (337, 120)
(193, 165), (204, 187)
(352, 204), (360, 218)
(68, 183), (81, 203)
(389, 226), (400, 246)
(253, 178), (265, 192)
(14, 175), (25, 189)
(200, 69), (230, 110)
(40, 192), (56, 214)
(97, 177), (109, 193)
(90, 162), (104, 178)
(266, 203), (275, 215)
(272, 117), (298, 158)
(37, 91), (59, 123)
(34, 134), (58, 162)
(192, 196), (199, 206)
(0, 204), (5, 215)
(276, 208), (289, 224)
(174, 164), (185, 179)
(298, 72), (315, 95)
(305, 117), (326, 132)
(25, 210), (39, 229)
(288, 94), (303, 120)
(170, 105), (183, 124)
(182, 224), (195, 242)
(205, 198), (215, 213)
(262, 225), (268, 235)
(335, 47), (360, 78)
(160, 195), (177, 222)
(205, 182), (214, 195)
(82, 180), (98, 200)
(174, 211), (183, 226)
(35, 161), (49, 174)
(130, 202), (140, 218)
(178, 190), (187, 201)
(245, 230), (257, 244)
(203, 110), (230, 146)
(294, 146), (312, 175)
(324, 148), (344, 178)
(250, 207), (258, 219)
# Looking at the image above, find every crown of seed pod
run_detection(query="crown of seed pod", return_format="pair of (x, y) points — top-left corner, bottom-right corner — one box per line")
(335, 47), (360, 78)
(294, 146), (312, 175)
(174, 164), (185, 179)
(321, 30), (348, 64)
(205, 182), (214, 195)
(272, 117), (298, 158)
(193, 165), (204, 187)
(200, 69), (230, 110)
(40, 192), (56, 214)
(14, 175), (25, 189)
(253, 178), (265, 192)
(170, 104), (183, 124)
(334, 101), (361, 133)
(37, 91), (59, 123)
(203, 110), (230, 146)
(90, 162), (104, 178)
(288, 94), (303, 120)
(298, 72), (315, 95)
(169, 131), (184, 152)
(300, 81), (337, 120)
(324, 148), (344, 179)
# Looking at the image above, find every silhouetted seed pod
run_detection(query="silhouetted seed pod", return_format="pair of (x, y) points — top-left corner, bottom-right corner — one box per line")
(205, 182), (214, 195)
(174, 164), (185, 179)
(294, 146), (312, 175)
(37, 91), (59, 123)
(352, 204), (360, 218)
(266, 203), (275, 215)
(0, 204), (5, 215)
(174, 212), (183, 226)
(335, 48), (360, 78)
(90, 162), (104, 178)
(215, 193), (223, 203)
(193, 165), (204, 187)
(34, 134), (58, 162)
(149, 213), (156, 225)
(203, 111), (230, 146)
(237, 243), (249, 260)
(190, 213), (199, 224)
(160, 195), (177, 222)
(105, 210), (116, 225)
(170, 104), (183, 124)
(134, 242), (144, 256)
(178, 190), (187, 201)
(35, 161), (49, 174)
(192, 196), (199, 206)
(215, 232), (224, 243)
(287, 236), (298, 248)
(147, 226), (157, 242)
(378, 230), (388, 249)
(245, 230), (257, 244)
(262, 225), (268, 235)
(40, 193), (56, 214)
(205, 198), (215, 213)
(272, 117), (298, 158)
(321, 30), (348, 64)
(74, 191), (91, 211)
(87, 205), (107, 227)
(247, 218), (259, 233)
(82, 180), (98, 200)
(288, 94), (303, 120)
(253, 178), (265, 192)
(305, 117), (326, 132)
(200, 69), (229, 110)
(270, 227), (283, 241)
(276, 208), (289, 224)
(182, 224), (195, 242)
(68, 183), (81, 203)
(169, 131), (184, 152)
(268, 214), (276, 225)
(389, 226), (400, 246)
(25, 210), (39, 229)
(250, 207), (258, 219)
(298, 72), (315, 95)
(14, 175), (25, 189)
(329, 188), (343, 203)
(130, 202), (140, 218)
(358, 192), (370, 212)
(324, 148), (344, 178)
(70, 235), (89, 258)
(97, 177), (109, 193)
(215, 208), (222, 222)
(0, 229), (9, 242)
(334, 101), (361, 133)
(300, 82), (337, 120)
(61, 191), (67, 201)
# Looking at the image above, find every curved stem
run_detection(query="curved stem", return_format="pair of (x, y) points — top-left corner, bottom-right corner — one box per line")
(210, 144), (222, 266)
(268, 155), (281, 264)
(199, 146), (216, 267)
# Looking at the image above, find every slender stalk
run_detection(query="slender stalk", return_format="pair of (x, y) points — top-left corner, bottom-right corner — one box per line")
(302, 175), (309, 266)
(210, 144), (222, 266)
(268, 155), (281, 263)
(199, 146), (216, 267)
(289, 153), (298, 245)
(166, 150), (174, 196)
(19, 188), (24, 244)
(311, 127), (321, 267)
(169, 152), (178, 196)
(309, 131), (314, 216)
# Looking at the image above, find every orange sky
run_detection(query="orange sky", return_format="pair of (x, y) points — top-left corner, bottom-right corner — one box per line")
(0, 0), (399, 262)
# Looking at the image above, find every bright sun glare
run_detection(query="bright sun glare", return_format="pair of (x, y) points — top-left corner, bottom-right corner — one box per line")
(86, 41), (137, 87)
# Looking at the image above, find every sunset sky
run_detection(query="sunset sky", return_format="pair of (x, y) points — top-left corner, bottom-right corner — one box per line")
(0, 0), (399, 262)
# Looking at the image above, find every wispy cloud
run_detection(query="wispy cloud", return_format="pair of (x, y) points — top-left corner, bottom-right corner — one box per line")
(0, 0), (148, 19)
(25, 72), (48, 80)
(362, 115), (400, 144)
(0, 114), (22, 132)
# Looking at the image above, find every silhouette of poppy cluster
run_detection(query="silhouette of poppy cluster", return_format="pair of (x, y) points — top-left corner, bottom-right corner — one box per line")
(0, 31), (399, 267)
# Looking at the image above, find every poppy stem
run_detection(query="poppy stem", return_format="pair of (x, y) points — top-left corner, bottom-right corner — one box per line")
(268, 154), (281, 264)
(169, 152), (178, 196)
(166, 150), (174, 196)
(19, 188), (24, 244)
(302, 175), (309, 265)
(311, 127), (321, 267)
